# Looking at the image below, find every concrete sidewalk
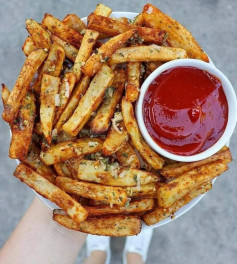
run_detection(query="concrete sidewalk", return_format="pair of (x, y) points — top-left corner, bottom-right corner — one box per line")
(0, 0), (236, 263)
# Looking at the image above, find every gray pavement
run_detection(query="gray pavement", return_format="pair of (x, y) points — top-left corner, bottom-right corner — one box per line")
(0, 0), (236, 263)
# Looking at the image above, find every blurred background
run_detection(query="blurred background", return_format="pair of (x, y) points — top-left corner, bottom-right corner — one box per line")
(0, 0), (236, 263)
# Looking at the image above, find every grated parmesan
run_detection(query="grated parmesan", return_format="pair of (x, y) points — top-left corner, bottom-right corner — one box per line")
(55, 94), (61, 106)
(88, 141), (99, 147)
(119, 170), (126, 178)
(111, 112), (123, 134)
(146, 6), (153, 14)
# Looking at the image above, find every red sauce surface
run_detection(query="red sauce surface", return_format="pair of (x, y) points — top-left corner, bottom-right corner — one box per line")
(143, 66), (228, 156)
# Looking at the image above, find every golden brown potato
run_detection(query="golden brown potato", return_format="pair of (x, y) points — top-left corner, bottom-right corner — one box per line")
(1, 84), (10, 108)
(14, 164), (88, 223)
(54, 163), (72, 178)
(94, 3), (112, 16)
(125, 62), (141, 102)
(22, 36), (37, 56)
(64, 157), (83, 179)
(125, 183), (157, 198)
(62, 14), (86, 33)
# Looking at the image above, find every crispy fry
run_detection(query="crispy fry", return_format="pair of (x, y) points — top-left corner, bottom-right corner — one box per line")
(102, 121), (129, 156)
(90, 69), (126, 133)
(73, 29), (99, 81)
(40, 74), (60, 145)
(54, 162), (72, 178)
(125, 183), (157, 198)
(122, 98), (164, 169)
(144, 182), (212, 225)
(2, 49), (47, 123)
(158, 160), (228, 208)
(63, 65), (114, 136)
(53, 212), (141, 236)
(82, 30), (136, 76)
(40, 138), (103, 165)
(142, 4), (209, 62)
(1, 84), (10, 108)
(26, 19), (51, 49)
(160, 147), (232, 178)
(115, 142), (140, 169)
(64, 157), (83, 179)
(14, 164), (88, 223)
(9, 92), (36, 159)
(51, 35), (78, 62)
(62, 14), (86, 33)
(133, 13), (144, 25)
(94, 3), (112, 16)
(55, 76), (90, 133)
(22, 36), (37, 56)
(56, 177), (127, 206)
(125, 62), (141, 102)
(109, 45), (187, 64)
(77, 160), (160, 186)
(54, 73), (77, 124)
(85, 198), (155, 216)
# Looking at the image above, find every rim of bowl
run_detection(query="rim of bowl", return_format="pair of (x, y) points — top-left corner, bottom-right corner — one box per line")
(136, 59), (237, 162)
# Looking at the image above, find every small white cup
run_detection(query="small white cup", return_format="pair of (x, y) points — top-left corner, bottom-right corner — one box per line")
(136, 59), (237, 162)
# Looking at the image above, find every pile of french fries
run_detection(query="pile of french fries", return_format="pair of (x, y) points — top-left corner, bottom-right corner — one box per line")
(1, 3), (232, 236)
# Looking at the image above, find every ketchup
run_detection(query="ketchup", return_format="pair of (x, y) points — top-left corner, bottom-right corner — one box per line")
(143, 66), (228, 156)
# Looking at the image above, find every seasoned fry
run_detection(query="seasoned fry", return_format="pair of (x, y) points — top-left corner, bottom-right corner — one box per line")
(110, 45), (187, 64)
(40, 138), (103, 165)
(125, 62), (141, 102)
(62, 14), (86, 33)
(142, 4), (209, 62)
(94, 3), (112, 16)
(2, 49), (47, 123)
(54, 131), (76, 143)
(54, 73), (77, 124)
(56, 177), (127, 206)
(73, 29), (99, 81)
(115, 142), (140, 169)
(55, 76), (90, 133)
(85, 198), (155, 216)
(158, 160), (228, 208)
(51, 35), (78, 62)
(14, 164), (88, 223)
(102, 121), (129, 156)
(1, 84), (10, 108)
(77, 160), (160, 186)
(40, 74), (60, 144)
(22, 36), (37, 56)
(63, 65), (114, 136)
(9, 92), (36, 159)
(42, 14), (83, 48)
(82, 30), (136, 76)
(53, 212), (141, 236)
(54, 162), (72, 178)
(160, 147), (232, 178)
(21, 141), (55, 183)
(122, 98), (164, 169)
(32, 42), (65, 94)
(90, 69), (126, 133)
(143, 182), (212, 225)
(125, 183), (157, 198)
(64, 157), (83, 179)
(26, 19), (51, 49)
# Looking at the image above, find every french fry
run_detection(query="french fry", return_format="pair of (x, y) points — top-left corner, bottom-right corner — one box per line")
(109, 45), (187, 64)
(115, 142), (140, 169)
(34, 122), (43, 136)
(62, 14), (86, 33)
(22, 36), (37, 56)
(51, 35), (78, 62)
(160, 147), (232, 178)
(125, 62), (141, 102)
(88, 13), (167, 44)
(53, 211), (141, 236)
(143, 182), (212, 225)
(26, 19), (51, 49)
(32, 42), (65, 94)
(54, 131), (77, 144)
(133, 13), (144, 25)
(1, 84), (10, 108)
(63, 65), (114, 136)
(85, 198), (155, 216)
(54, 76), (90, 133)
(94, 3), (112, 16)
(82, 30), (136, 76)
(2, 49), (47, 123)
(14, 164), (88, 223)
(54, 162), (72, 178)
(42, 14), (83, 48)
(77, 160), (160, 186)
(158, 160), (228, 208)
(122, 98), (164, 169)
(54, 73), (77, 125)
(56, 176), (127, 206)
(102, 121), (129, 156)
(40, 138), (103, 165)
(64, 157), (83, 179)
(73, 29), (99, 81)
(40, 74), (60, 144)
(9, 92), (36, 159)
(142, 4), (209, 62)
(90, 69), (126, 133)
(21, 141), (55, 183)
(125, 183), (157, 198)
